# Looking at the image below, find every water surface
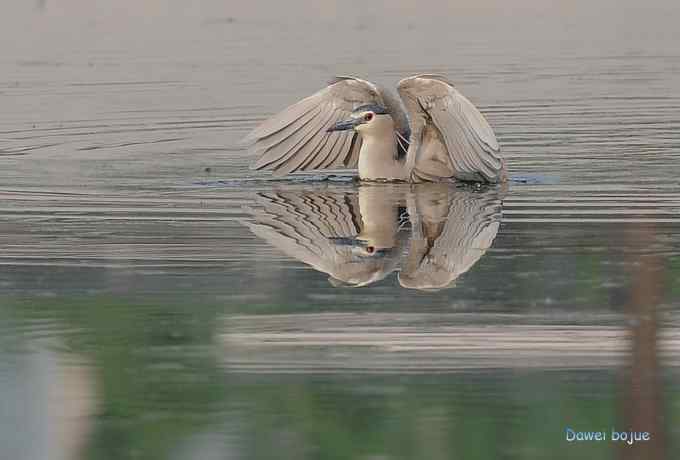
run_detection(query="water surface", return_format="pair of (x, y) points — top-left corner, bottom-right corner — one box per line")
(1, 1), (679, 459)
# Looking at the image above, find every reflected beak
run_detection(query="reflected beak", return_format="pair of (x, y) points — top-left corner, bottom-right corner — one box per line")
(329, 237), (362, 246)
(329, 237), (390, 258)
(327, 118), (359, 132)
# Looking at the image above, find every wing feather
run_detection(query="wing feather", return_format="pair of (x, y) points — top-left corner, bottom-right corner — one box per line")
(244, 77), (387, 174)
(399, 186), (502, 290)
(255, 106), (333, 172)
(342, 133), (362, 168)
(307, 130), (344, 170)
(243, 95), (320, 144)
(273, 106), (341, 175)
(397, 75), (504, 183)
(250, 103), (322, 154)
(251, 105), (323, 170)
(299, 118), (342, 171)
(322, 129), (352, 169)
(242, 191), (397, 286)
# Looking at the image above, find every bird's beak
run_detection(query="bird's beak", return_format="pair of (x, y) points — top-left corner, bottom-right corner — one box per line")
(327, 118), (359, 132)
(329, 236), (362, 246)
(329, 237), (390, 258)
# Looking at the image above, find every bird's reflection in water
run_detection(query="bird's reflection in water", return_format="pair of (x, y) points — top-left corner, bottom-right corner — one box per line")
(243, 183), (503, 291)
(399, 184), (502, 290)
(243, 186), (407, 287)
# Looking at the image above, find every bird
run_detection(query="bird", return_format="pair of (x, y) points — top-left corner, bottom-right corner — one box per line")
(242, 187), (407, 287)
(398, 184), (502, 290)
(242, 183), (502, 290)
(242, 74), (505, 183)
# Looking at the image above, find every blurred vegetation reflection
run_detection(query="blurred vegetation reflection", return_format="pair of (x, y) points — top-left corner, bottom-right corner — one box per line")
(2, 284), (678, 460)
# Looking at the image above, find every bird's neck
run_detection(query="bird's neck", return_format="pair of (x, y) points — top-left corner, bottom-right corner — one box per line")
(358, 129), (406, 181)
(357, 186), (400, 248)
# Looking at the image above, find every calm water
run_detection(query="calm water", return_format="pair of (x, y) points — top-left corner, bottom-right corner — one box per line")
(1, 1), (680, 459)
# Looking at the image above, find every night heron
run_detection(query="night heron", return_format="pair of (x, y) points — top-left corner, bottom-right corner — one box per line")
(243, 187), (407, 287)
(243, 74), (505, 183)
(242, 184), (502, 290)
(398, 184), (502, 290)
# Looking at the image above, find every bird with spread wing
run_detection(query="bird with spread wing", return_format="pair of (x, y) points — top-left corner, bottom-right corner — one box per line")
(243, 75), (505, 183)
(242, 184), (502, 290)
(242, 187), (408, 288)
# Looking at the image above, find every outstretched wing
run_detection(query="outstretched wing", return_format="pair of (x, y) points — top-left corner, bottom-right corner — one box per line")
(243, 76), (409, 176)
(398, 185), (502, 290)
(242, 191), (361, 272)
(397, 75), (504, 183)
(242, 190), (401, 287)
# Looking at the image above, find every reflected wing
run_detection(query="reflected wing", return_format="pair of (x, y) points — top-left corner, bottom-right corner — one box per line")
(397, 75), (504, 183)
(242, 190), (400, 287)
(399, 185), (502, 290)
(243, 76), (408, 176)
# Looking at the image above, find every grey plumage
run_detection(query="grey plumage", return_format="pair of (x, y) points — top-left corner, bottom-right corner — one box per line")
(242, 190), (405, 287)
(398, 184), (502, 291)
(243, 76), (410, 176)
(243, 74), (505, 183)
(398, 75), (503, 183)
(242, 184), (502, 290)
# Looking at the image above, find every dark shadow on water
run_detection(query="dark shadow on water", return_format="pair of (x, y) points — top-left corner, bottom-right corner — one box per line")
(193, 174), (358, 187)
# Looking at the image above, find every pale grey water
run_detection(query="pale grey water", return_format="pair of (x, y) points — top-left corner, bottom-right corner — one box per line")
(1, 1), (680, 459)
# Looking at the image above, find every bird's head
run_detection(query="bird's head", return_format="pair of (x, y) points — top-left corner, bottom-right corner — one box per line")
(327, 104), (393, 136)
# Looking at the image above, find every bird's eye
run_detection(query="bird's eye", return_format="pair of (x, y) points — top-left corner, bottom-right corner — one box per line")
(366, 245), (375, 254)
(364, 113), (373, 122)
